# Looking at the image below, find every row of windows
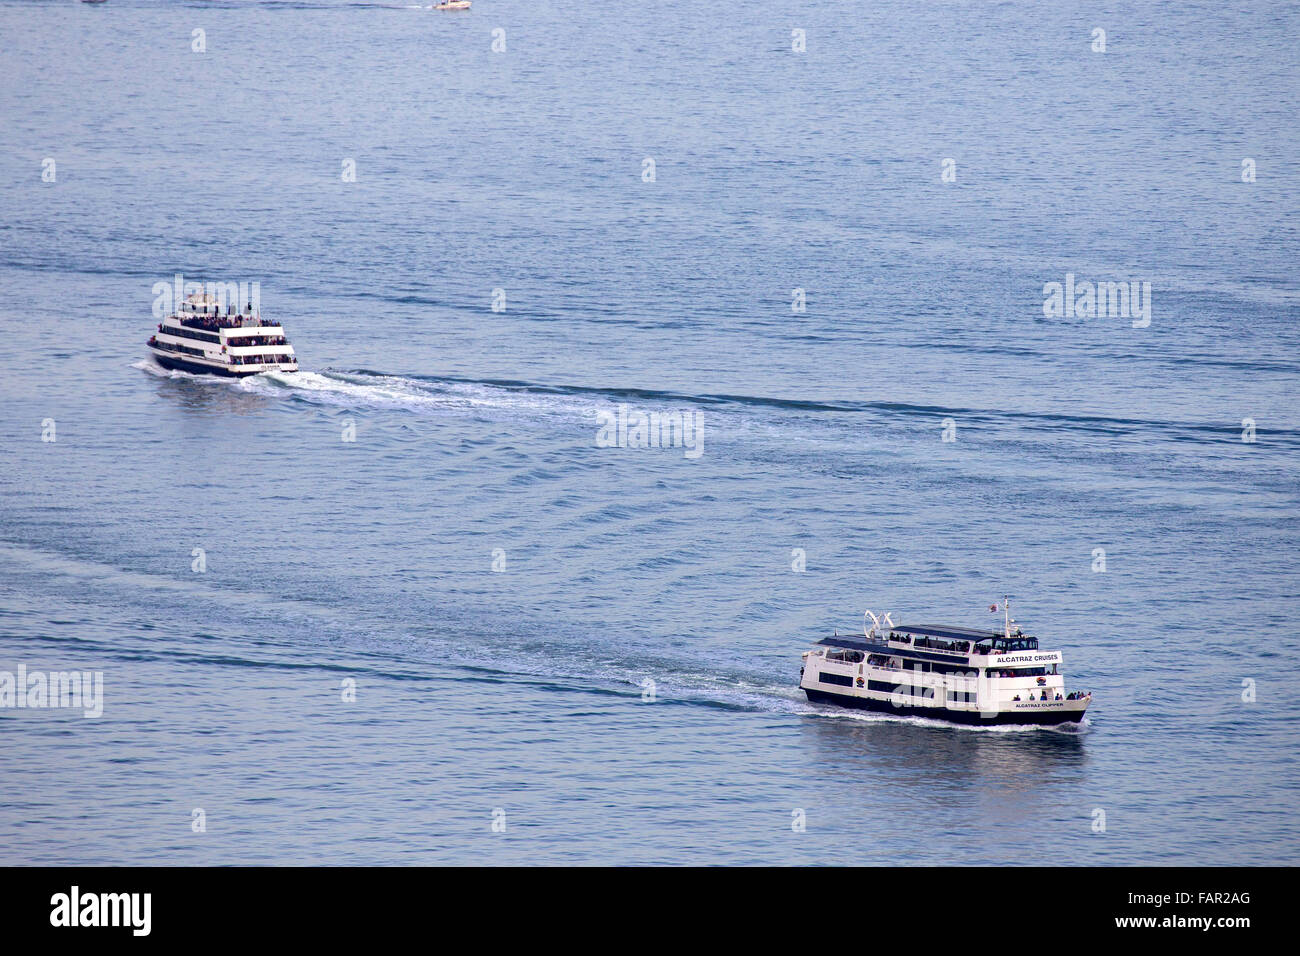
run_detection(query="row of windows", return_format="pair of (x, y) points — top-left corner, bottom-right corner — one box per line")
(989, 666), (1054, 677)
(154, 340), (206, 358)
(886, 633), (1041, 654)
(990, 637), (1039, 652)
(867, 656), (1058, 679)
(225, 335), (288, 347)
(161, 324), (220, 344)
(910, 636), (971, 654)
(230, 355), (293, 366)
(866, 680), (936, 700)
(873, 657), (979, 677)
(928, 661), (980, 676)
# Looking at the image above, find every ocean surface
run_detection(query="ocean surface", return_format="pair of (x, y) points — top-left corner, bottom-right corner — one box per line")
(1, 0), (1298, 865)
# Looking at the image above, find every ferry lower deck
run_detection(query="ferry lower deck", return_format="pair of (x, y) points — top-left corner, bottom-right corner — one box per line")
(802, 687), (1087, 725)
(149, 350), (266, 377)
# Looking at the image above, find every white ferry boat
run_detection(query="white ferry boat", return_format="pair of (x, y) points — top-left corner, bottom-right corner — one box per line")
(799, 601), (1090, 726)
(147, 293), (298, 377)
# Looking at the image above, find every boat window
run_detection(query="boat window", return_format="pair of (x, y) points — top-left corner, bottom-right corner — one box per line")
(824, 648), (864, 664)
(819, 672), (855, 688)
(993, 636), (1039, 652)
(929, 662), (978, 677)
(910, 636), (971, 654)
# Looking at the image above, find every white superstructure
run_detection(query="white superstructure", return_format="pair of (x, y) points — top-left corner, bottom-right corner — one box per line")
(799, 601), (1091, 726)
(147, 293), (298, 377)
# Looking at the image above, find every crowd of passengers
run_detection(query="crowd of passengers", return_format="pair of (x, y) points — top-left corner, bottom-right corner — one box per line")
(225, 335), (287, 347)
(178, 306), (272, 330)
(912, 636), (970, 653)
(1013, 690), (1091, 702)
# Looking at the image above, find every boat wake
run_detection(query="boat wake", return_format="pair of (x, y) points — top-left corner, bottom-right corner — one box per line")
(133, 359), (733, 441)
(134, 358), (1293, 452)
(134, 359), (602, 417)
(9, 516), (1093, 740)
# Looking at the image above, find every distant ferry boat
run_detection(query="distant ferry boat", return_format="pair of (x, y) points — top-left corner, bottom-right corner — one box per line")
(799, 600), (1090, 726)
(147, 293), (298, 377)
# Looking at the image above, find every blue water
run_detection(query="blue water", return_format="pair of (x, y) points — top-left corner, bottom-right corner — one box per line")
(1, 0), (1298, 865)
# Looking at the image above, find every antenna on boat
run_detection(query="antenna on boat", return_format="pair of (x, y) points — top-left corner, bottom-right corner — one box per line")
(864, 610), (894, 640)
(864, 610), (880, 639)
(1003, 595), (1013, 639)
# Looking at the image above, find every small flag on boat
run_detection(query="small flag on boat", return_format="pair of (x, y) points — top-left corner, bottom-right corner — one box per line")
(989, 603), (998, 612)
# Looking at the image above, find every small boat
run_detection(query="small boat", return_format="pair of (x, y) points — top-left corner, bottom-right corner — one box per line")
(434, 1), (471, 9)
(799, 598), (1091, 727)
(147, 292), (299, 377)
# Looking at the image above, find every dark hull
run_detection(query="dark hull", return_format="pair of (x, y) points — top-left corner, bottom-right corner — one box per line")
(804, 687), (1086, 726)
(151, 352), (273, 378)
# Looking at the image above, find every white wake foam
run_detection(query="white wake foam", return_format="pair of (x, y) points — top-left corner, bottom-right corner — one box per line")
(135, 358), (596, 419)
